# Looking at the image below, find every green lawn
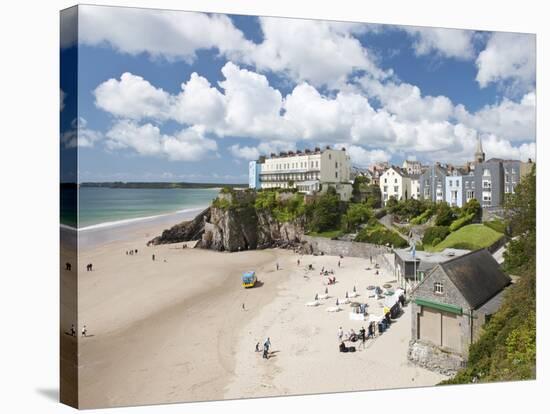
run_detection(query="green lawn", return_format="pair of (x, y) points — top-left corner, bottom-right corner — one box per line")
(426, 224), (504, 252)
(307, 229), (344, 239)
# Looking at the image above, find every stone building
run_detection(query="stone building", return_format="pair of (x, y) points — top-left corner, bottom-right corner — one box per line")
(408, 249), (511, 372)
(393, 248), (470, 290)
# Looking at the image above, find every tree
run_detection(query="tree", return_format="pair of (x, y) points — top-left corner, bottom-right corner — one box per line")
(385, 196), (398, 211)
(503, 165), (536, 273)
(365, 184), (382, 208)
(352, 175), (369, 202)
(308, 187), (341, 232)
(342, 203), (372, 232)
(462, 198), (482, 221)
(435, 202), (455, 226)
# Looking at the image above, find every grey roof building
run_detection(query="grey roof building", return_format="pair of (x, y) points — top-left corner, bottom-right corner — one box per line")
(394, 248), (470, 288)
(419, 164), (449, 203)
(408, 249), (511, 371)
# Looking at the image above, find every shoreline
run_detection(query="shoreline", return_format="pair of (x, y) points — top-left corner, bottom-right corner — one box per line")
(75, 205), (207, 250)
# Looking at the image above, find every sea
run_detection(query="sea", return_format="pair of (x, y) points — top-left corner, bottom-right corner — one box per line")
(61, 187), (220, 230)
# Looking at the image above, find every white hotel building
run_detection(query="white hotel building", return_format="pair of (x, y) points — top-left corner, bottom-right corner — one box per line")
(249, 147), (352, 201)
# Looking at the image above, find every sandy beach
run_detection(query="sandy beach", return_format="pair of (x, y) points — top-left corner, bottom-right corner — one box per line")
(72, 214), (446, 408)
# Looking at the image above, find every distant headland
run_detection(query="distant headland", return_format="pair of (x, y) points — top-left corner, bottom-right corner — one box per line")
(79, 182), (248, 189)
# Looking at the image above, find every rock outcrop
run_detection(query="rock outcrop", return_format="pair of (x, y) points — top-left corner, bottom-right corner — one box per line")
(149, 207), (210, 245)
(150, 191), (305, 252)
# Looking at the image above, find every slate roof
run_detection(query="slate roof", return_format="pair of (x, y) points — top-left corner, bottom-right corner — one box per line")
(438, 249), (511, 309)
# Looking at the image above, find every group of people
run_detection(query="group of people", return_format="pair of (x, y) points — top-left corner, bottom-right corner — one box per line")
(67, 324), (88, 337)
(126, 249), (138, 256)
(86, 263), (93, 271)
(338, 322), (379, 353)
(255, 337), (272, 359)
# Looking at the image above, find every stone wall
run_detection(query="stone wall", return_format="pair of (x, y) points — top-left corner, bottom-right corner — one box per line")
(407, 340), (465, 375)
(300, 235), (390, 259)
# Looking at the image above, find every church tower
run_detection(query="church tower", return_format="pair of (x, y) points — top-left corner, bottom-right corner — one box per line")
(474, 135), (485, 164)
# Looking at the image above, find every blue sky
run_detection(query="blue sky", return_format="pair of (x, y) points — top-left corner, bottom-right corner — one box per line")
(60, 5), (536, 183)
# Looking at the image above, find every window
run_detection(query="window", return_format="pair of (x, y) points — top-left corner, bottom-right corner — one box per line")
(384, 178), (387, 184)
(335, 161), (338, 168)
(329, 154), (332, 160)
(467, 190), (474, 200)
(335, 171), (338, 179)
(383, 186), (388, 193)
(434, 282), (444, 294)
(456, 180), (459, 187)
(483, 168), (491, 177)
(394, 186), (399, 192)
(395, 178), (398, 184)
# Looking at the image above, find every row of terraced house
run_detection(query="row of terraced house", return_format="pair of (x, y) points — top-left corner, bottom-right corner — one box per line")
(378, 137), (533, 208)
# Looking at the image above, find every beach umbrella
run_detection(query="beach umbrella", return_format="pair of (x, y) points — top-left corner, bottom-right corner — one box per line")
(325, 287), (328, 294)
(336, 298), (339, 306)
(349, 302), (361, 308)
(345, 291), (349, 299)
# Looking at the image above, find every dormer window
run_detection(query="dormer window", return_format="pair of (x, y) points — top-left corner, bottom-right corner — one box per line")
(434, 282), (444, 295)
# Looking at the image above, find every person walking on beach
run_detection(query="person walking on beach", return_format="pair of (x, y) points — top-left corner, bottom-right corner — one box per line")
(297, 259), (300, 266)
(70, 324), (76, 337)
(152, 254), (155, 261)
(337, 326), (343, 342)
(359, 327), (366, 349)
(65, 262), (71, 271)
(81, 325), (87, 337)
(276, 262), (279, 271)
(338, 260), (341, 268)
(135, 249), (138, 255)
(255, 342), (260, 352)
(242, 303), (246, 311)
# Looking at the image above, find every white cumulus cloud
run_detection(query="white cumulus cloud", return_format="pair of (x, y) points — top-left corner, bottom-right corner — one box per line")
(476, 32), (536, 95)
(402, 26), (476, 60)
(105, 120), (217, 161)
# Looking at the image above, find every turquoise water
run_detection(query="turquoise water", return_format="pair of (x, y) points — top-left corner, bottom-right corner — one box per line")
(77, 187), (219, 229)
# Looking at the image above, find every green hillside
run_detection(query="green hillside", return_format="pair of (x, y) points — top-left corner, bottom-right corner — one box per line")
(429, 224), (504, 252)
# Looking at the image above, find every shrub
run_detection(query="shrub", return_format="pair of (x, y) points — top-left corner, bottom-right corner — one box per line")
(341, 203), (372, 232)
(431, 237), (442, 246)
(374, 208), (387, 219)
(308, 188), (342, 232)
(435, 203), (456, 226)
(484, 219), (506, 234)
(462, 198), (482, 221)
(450, 212), (475, 232)
(423, 225), (450, 246)
(355, 223), (408, 248)
(410, 209), (430, 225)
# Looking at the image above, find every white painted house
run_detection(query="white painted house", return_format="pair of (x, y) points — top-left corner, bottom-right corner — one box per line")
(380, 167), (411, 205)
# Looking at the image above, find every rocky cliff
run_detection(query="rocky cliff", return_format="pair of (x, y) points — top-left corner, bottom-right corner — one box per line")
(149, 207), (211, 245)
(149, 191), (305, 252)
